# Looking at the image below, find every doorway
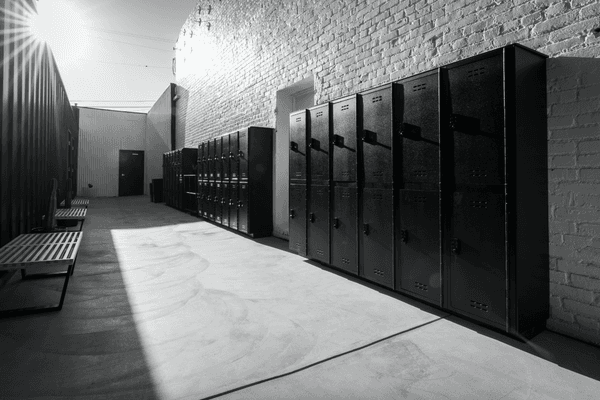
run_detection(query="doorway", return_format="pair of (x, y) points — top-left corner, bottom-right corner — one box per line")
(119, 150), (145, 196)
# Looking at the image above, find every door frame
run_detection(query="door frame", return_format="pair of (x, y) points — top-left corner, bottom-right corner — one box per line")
(118, 149), (145, 196)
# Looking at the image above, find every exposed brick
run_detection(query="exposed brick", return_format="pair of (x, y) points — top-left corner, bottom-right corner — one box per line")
(579, 223), (600, 237)
(579, 84), (600, 100)
(548, 141), (576, 155)
(557, 260), (600, 279)
(551, 305), (575, 323)
(575, 315), (600, 331)
(580, 168), (600, 181)
(563, 298), (600, 318)
(550, 220), (576, 234)
(580, 2), (600, 19)
(570, 274), (600, 292)
(578, 139), (600, 154)
(577, 153), (600, 167)
(550, 270), (569, 284)
(548, 169), (577, 182)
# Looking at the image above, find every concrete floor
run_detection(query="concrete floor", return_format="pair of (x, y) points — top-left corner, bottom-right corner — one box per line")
(0, 196), (599, 399)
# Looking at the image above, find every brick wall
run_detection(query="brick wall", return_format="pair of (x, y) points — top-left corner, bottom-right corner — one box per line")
(175, 0), (600, 345)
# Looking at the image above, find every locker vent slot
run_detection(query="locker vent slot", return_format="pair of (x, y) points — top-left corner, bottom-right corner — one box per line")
(341, 171), (350, 178)
(467, 66), (486, 78)
(470, 300), (489, 312)
(296, 117), (302, 122)
(412, 83), (427, 92)
(371, 193), (383, 200)
(371, 95), (383, 103)
(469, 200), (489, 209)
(374, 269), (385, 277)
(316, 111), (323, 117)
(341, 191), (351, 198)
(414, 282), (428, 291)
(342, 258), (350, 265)
(470, 168), (488, 178)
(316, 249), (324, 256)
(341, 104), (350, 111)
(413, 170), (429, 178)
(408, 196), (428, 204)
(372, 171), (384, 178)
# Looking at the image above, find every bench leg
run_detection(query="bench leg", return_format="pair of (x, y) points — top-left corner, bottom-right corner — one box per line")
(21, 269), (69, 279)
(0, 264), (72, 318)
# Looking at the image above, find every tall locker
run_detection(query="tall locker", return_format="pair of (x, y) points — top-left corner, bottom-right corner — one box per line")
(308, 184), (330, 264)
(290, 110), (308, 181)
(197, 180), (204, 218)
(229, 182), (238, 230)
(215, 182), (223, 224)
(222, 183), (230, 226)
(230, 131), (239, 180)
(396, 70), (442, 305)
(207, 140), (214, 180)
(442, 44), (548, 338)
(198, 143), (205, 184)
(289, 110), (308, 254)
(331, 95), (359, 183)
(215, 137), (222, 181)
(208, 181), (215, 221)
(222, 134), (230, 181)
(331, 184), (357, 274)
(289, 183), (307, 256)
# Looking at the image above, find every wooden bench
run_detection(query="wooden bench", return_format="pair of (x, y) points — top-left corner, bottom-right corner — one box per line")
(0, 232), (83, 317)
(55, 208), (87, 231)
(60, 198), (89, 208)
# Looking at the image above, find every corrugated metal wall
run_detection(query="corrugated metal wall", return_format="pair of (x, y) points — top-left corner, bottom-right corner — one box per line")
(1, 0), (78, 247)
(77, 108), (147, 197)
(146, 84), (174, 183)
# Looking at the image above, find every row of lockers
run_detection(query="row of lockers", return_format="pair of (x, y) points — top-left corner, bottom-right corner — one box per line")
(163, 148), (198, 210)
(196, 128), (258, 181)
(289, 44), (550, 339)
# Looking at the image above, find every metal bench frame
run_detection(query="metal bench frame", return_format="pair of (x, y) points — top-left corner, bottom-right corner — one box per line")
(55, 208), (87, 231)
(60, 198), (89, 208)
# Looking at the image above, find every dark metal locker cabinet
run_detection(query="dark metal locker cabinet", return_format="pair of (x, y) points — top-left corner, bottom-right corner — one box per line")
(208, 181), (216, 221)
(197, 180), (204, 217)
(222, 134), (230, 180)
(398, 71), (440, 187)
(360, 84), (399, 185)
(290, 109), (308, 182)
(332, 95), (359, 182)
(238, 182), (249, 233)
(448, 190), (506, 328)
(221, 183), (230, 226)
(207, 140), (214, 180)
(444, 53), (504, 187)
(198, 143), (205, 182)
(359, 188), (394, 289)
(331, 185), (358, 275)
(229, 182), (239, 230)
(215, 137), (222, 181)
(308, 104), (331, 183)
(238, 129), (249, 180)
(229, 131), (239, 180)
(289, 183), (307, 256)
(215, 182), (223, 224)
(308, 184), (330, 264)
(202, 182), (210, 219)
(396, 190), (441, 305)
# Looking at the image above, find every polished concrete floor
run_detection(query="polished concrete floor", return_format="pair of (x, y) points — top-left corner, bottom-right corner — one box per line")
(0, 196), (599, 399)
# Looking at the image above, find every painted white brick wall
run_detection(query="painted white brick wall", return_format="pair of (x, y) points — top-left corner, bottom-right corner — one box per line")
(175, 0), (600, 345)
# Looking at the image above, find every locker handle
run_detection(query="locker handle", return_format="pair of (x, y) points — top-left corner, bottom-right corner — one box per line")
(229, 200), (234, 206)
(238, 150), (245, 158)
(229, 152), (235, 159)
(290, 141), (299, 152)
(308, 138), (320, 150)
(221, 199), (226, 204)
(361, 129), (376, 143)
(289, 209), (295, 219)
(237, 200), (244, 208)
(451, 238), (461, 255)
(363, 223), (370, 235)
(400, 229), (409, 243)
(332, 134), (344, 147)
(309, 213), (315, 223)
(333, 217), (339, 229)
(399, 123), (421, 140)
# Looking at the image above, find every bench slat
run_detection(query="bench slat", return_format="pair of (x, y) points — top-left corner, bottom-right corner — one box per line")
(0, 233), (82, 271)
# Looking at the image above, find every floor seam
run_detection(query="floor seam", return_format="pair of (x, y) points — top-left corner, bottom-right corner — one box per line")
(200, 314), (449, 400)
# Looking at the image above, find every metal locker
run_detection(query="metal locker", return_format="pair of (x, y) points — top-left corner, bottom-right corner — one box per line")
(202, 182), (210, 219)
(445, 53), (504, 186)
(332, 95), (358, 182)
(229, 182), (238, 230)
(197, 180), (204, 217)
(289, 183), (307, 256)
(222, 183), (230, 226)
(238, 129), (249, 180)
(215, 137), (222, 181)
(207, 140), (214, 180)
(308, 104), (331, 183)
(397, 190), (441, 304)
(398, 71), (440, 187)
(202, 141), (209, 180)
(360, 188), (394, 289)
(198, 143), (205, 182)
(222, 134), (230, 180)
(230, 131), (239, 180)
(361, 84), (398, 185)
(331, 185), (357, 275)
(290, 110), (308, 182)
(238, 182), (249, 233)
(308, 184), (330, 264)
(208, 181), (215, 221)
(448, 190), (506, 327)
(215, 182), (222, 224)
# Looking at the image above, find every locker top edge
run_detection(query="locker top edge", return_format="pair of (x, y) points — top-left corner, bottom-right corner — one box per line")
(331, 93), (360, 104)
(289, 109), (308, 117)
(307, 102), (331, 112)
(395, 68), (439, 84)
(359, 81), (400, 96)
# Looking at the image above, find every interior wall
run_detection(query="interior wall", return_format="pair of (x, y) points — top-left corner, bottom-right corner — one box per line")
(146, 84), (174, 184)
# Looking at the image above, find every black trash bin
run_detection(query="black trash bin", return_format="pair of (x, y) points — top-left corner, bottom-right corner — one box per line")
(152, 179), (164, 203)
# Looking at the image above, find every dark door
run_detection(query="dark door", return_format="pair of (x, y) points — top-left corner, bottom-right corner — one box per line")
(449, 190), (506, 327)
(446, 54), (504, 186)
(222, 183), (230, 226)
(215, 182), (222, 224)
(239, 129), (249, 180)
(361, 85), (395, 185)
(222, 135), (230, 180)
(290, 110), (308, 182)
(238, 182), (249, 233)
(397, 190), (441, 304)
(360, 188), (394, 289)
(331, 185), (358, 274)
(207, 140), (214, 180)
(230, 131), (239, 180)
(308, 184), (330, 264)
(289, 183), (307, 256)
(309, 104), (330, 183)
(399, 72), (440, 186)
(119, 150), (144, 196)
(215, 137), (222, 181)
(332, 96), (358, 182)
(229, 182), (239, 229)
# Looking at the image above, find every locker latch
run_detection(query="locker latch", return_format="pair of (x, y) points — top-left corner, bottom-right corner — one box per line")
(361, 129), (377, 143)
(289, 209), (296, 219)
(290, 141), (299, 152)
(399, 123), (421, 140)
(363, 223), (370, 235)
(333, 217), (340, 229)
(309, 213), (316, 223)
(237, 200), (243, 208)
(400, 230), (409, 243)
(238, 150), (245, 158)
(332, 134), (344, 147)
(308, 138), (320, 150)
(229, 152), (235, 159)
(451, 238), (461, 254)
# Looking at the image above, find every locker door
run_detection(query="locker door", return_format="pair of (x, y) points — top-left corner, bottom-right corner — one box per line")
(223, 135), (230, 180)
(215, 137), (222, 181)
(198, 143), (204, 182)
(446, 54), (504, 186)
(230, 132), (239, 180)
(208, 182), (215, 221)
(215, 183), (222, 224)
(309, 105), (330, 182)
(229, 182), (239, 229)
(308, 184), (330, 264)
(332, 96), (357, 182)
(202, 141), (209, 180)
(361, 85), (395, 185)
(222, 183), (230, 226)
(397, 190), (441, 304)
(360, 188), (393, 289)
(399, 72), (440, 186)
(207, 140), (214, 180)
(238, 182), (249, 233)
(202, 182), (209, 218)
(197, 181), (204, 217)
(449, 191), (506, 326)
(239, 129), (249, 180)
(331, 186), (357, 274)
(290, 111), (307, 181)
(289, 183), (307, 255)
